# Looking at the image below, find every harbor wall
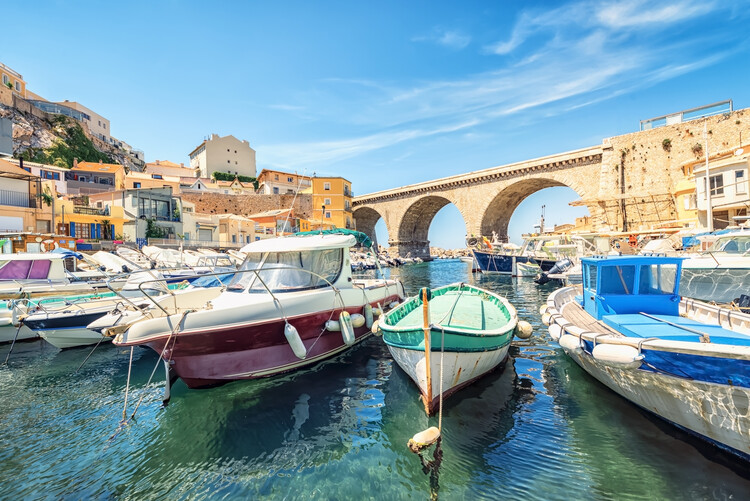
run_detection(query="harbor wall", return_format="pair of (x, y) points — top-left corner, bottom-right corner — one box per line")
(181, 192), (313, 220)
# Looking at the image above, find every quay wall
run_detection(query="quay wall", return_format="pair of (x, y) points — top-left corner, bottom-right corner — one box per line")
(181, 192), (313, 219)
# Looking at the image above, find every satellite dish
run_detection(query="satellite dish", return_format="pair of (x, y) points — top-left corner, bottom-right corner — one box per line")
(735, 148), (745, 156)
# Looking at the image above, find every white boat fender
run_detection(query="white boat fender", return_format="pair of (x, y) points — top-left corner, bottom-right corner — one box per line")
(350, 313), (366, 329)
(388, 301), (400, 310)
(539, 304), (548, 316)
(548, 323), (563, 342)
(541, 312), (552, 326)
(325, 319), (341, 331)
(514, 321), (533, 339)
(284, 322), (307, 360)
(592, 344), (644, 370)
(371, 319), (382, 336)
(340, 311), (356, 346)
(558, 333), (582, 353)
(372, 306), (383, 316)
(364, 304), (374, 329)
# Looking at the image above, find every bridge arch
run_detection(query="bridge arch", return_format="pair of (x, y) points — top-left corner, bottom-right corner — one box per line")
(396, 195), (467, 259)
(352, 206), (386, 248)
(480, 177), (587, 238)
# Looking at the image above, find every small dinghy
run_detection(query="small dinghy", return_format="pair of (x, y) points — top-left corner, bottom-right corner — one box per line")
(380, 283), (525, 414)
(543, 255), (750, 460)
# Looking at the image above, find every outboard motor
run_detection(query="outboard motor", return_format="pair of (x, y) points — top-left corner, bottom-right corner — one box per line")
(535, 258), (573, 285)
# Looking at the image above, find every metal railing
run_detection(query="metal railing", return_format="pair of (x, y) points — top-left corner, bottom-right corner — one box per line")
(640, 100), (733, 131)
(0, 189), (36, 208)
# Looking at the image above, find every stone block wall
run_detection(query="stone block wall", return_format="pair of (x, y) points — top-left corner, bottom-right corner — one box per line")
(181, 192), (313, 219)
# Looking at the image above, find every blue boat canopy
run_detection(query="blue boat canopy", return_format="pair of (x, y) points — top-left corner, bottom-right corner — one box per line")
(580, 256), (684, 320)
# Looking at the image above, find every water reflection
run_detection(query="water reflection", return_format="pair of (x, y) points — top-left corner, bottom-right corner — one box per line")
(0, 259), (747, 500)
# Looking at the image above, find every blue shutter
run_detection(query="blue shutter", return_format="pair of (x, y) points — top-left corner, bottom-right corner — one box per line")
(111, 225), (116, 240)
(95, 224), (101, 239)
(90, 223), (95, 239)
(69, 223), (75, 237)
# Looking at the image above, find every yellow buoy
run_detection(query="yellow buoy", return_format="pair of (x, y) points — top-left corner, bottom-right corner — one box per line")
(407, 426), (441, 453)
(514, 320), (533, 339)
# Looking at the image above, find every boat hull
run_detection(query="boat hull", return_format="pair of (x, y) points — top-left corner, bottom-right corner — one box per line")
(117, 295), (402, 388)
(37, 327), (111, 349)
(387, 343), (511, 413)
(0, 323), (37, 343)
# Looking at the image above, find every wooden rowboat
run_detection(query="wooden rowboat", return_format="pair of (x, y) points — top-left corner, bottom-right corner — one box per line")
(380, 283), (519, 414)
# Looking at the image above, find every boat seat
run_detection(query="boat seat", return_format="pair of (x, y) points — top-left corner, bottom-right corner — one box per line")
(601, 313), (750, 346)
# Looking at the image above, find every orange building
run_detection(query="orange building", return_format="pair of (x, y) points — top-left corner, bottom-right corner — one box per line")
(311, 177), (353, 230)
(68, 160), (126, 193)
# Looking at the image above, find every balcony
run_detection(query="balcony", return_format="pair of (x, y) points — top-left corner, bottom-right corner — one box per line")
(0, 189), (36, 208)
(73, 206), (109, 216)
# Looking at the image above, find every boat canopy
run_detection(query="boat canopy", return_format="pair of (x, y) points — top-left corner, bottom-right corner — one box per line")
(580, 255), (684, 320)
(293, 229), (373, 249)
(240, 233), (357, 254)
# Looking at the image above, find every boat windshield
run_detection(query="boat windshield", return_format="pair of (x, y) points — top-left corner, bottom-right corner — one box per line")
(708, 236), (750, 254)
(227, 248), (343, 293)
(0, 259), (52, 280)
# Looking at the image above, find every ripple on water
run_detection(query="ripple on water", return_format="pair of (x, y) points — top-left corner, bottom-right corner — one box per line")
(0, 259), (748, 499)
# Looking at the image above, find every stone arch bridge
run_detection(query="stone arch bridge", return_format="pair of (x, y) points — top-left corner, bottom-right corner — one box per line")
(353, 146), (606, 258)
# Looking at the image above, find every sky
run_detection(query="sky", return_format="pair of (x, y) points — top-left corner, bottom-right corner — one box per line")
(4, 0), (750, 247)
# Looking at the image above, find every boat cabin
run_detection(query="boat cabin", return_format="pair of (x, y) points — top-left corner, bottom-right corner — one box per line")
(228, 233), (354, 293)
(581, 256), (683, 321)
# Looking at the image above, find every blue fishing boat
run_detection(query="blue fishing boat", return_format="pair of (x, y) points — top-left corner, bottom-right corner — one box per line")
(543, 255), (750, 461)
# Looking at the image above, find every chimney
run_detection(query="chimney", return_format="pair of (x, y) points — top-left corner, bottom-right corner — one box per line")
(73, 158), (78, 168)
(99, 159), (103, 164)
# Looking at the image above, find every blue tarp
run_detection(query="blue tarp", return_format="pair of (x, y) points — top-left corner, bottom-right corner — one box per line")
(50, 247), (84, 259)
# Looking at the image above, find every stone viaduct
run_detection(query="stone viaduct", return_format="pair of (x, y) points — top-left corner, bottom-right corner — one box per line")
(353, 108), (750, 258)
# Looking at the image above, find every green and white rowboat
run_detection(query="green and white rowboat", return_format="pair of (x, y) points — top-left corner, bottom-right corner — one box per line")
(380, 283), (518, 414)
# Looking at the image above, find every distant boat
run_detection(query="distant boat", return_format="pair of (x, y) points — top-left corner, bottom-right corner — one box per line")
(543, 255), (750, 460)
(514, 261), (541, 277)
(380, 283), (519, 414)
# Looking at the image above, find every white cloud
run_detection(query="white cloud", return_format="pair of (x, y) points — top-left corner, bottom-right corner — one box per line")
(413, 28), (471, 50)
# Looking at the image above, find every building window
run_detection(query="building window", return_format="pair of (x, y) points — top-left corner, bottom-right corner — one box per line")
(134, 182), (141, 188)
(325, 211), (331, 219)
(287, 177), (293, 183)
(345, 200), (351, 211)
(709, 174), (724, 196)
(151, 174), (163, 179)
(344, 184), (350, 196)
(324, 198), (331, 205)
(232, 234), (237, 243)
(2, 75), (7, 85)
(736, 170), (747, 194)
(15, 81), (20, 91)
(74, 223), (91, 239)
(273, 187), (279, 194)
(324, 182), (330, 191)
(275, 174), (279, 180)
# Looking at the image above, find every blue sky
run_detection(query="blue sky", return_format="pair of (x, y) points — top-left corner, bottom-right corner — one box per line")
(4, 0), (750, 247)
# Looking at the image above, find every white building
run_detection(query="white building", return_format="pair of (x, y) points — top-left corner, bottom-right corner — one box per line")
(188, 134), (256, 180)
(694, 147), (749, 229)
(53, 101), (111, 143)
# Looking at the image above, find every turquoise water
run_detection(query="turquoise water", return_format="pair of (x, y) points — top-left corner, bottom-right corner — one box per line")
(1, 259), (748, 499)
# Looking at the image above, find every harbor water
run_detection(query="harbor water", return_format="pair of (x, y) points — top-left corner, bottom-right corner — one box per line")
(1, 259), (748, 499)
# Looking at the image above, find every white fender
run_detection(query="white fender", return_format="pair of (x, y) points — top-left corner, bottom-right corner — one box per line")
(284, 323), (307, 359)
(592, 344), (644, 370)
(364, 304), (374, 329)
(350, 313), (366, 329)
(558, 333), (582, 353)
(325, 320), (341, 331)
(372, 307), (383, 316)
(340, 311), (355, 346)
(548, 323), (563, 342)
(371, 319), (381, 336)
(539, 304), (548, 316)
(541, 313), (552, 326)
(514, 320), (533, 339)
(388, 301), (399, 310)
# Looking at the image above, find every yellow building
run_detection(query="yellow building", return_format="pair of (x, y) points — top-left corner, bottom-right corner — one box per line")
(311, 177), (353, 230)
(0, 62), (26, 98)
(56, 198), (127, 241)
(69, 160), (126, 193)
(125, 170), (182, 192)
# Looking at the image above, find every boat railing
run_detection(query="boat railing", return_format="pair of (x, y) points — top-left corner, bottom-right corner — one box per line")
(122, 264), (350, 317)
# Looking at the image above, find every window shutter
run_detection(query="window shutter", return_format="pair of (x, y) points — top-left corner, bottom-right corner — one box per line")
(69, 223), (75, 237)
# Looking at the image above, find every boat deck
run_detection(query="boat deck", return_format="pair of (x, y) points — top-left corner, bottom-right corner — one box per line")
(561, 299), (750, 346)
(399, 290), (509, 331)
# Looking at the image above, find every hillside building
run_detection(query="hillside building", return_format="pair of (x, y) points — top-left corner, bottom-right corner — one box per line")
(311, 176), (354, 230)
(67, 161), (126, 194)
(0, 158), (52, 234)
(0, 62), (26, 98)
(256, 169), (311, 195)
(188, 134), (256, 180)
(690, 146), (749, 230)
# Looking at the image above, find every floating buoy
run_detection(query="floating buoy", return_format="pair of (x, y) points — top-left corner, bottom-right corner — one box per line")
(364, 304), (374, 329)
(514, 320), (533, 339)
(548, 323), (563, 342)
(284, 323), (307, 359)
(539, 304), (548, 315)
(592, 344), (644, 369)
(407, 426), (441, 453)
(340, 311), (355, 346)
(541, 312), (552, 326)
(350, 313), (366, 329)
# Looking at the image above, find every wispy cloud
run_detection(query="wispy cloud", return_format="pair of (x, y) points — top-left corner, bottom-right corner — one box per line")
(413, 28), (471, 50)
(262, 0), (746, 171)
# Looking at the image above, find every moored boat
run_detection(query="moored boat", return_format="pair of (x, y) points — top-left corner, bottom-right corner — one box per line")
(543, 255), (750, 460)
(112, 231), (405, 390)
(380, 283), (522, 414)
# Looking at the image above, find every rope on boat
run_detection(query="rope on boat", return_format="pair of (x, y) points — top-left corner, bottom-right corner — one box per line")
(75, 333), (108, 373)
(3, 323), (24, 365)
